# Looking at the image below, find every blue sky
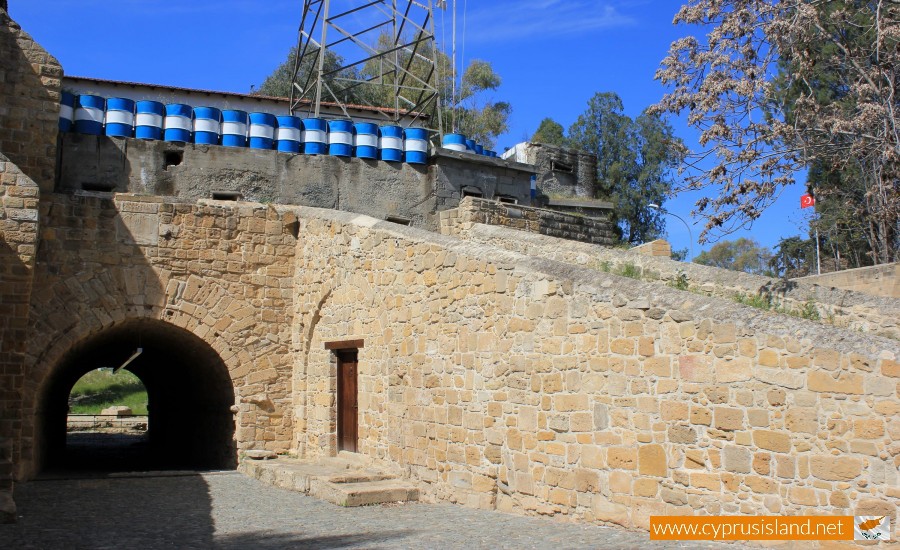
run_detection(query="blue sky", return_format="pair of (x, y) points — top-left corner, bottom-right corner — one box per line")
(10, 0), (812, 258)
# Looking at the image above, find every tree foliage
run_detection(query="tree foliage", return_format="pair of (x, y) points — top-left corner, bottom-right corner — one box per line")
(693, 238), (774, 275)
(532, 118), (567, 147)
(568, 92), (686, 245)
(256, 45), (345, 99)
(256, 37), (510, 148)
(653, 0), (899, 261)
(769, 236), (817, 278)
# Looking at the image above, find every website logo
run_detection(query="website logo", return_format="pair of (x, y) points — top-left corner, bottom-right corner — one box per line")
(854, 516), (890, 541)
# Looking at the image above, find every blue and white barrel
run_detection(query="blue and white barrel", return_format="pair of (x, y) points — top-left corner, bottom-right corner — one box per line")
(221, 110), (249, 147)
(163, 103), (192, 143)
(404, 128), (430, 164)
(104, 98), (135, 138)
(193, 106), (221, 145)
(59, 91), (75, 132)
(475, 143), (484, 156)
(135, 100), (164, 140)
(328, 119), (354, 157)
(275, 115), (302, 153)
(487, 150), (497, 158)
(378, 125), (404, 162)
(248, 112), (276, 150)
(441, 133), (467, 152)
(74, 94), (105, 135)
(465, 139), (476, 153)
(353, 122), (379, 159)
(301, 118), (327, 155)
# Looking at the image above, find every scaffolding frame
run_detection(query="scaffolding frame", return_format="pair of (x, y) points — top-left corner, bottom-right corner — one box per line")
(289, 0), (444, 132)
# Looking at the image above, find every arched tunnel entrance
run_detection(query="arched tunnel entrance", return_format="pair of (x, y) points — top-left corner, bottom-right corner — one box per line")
(38, 319), (236, 474)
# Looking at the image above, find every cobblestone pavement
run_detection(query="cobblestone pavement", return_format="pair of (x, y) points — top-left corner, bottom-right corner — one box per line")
(2, 471), (749, 549)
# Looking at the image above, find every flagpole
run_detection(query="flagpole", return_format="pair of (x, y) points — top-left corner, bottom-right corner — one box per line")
(815, 225), (821, 275)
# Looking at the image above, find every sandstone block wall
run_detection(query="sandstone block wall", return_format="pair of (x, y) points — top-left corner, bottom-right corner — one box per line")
(293, 207), (899, 535)
(440, 197), (617, 247)
(0, 155), (40, 522)
(0, 5), (58, 522)
(450, 221), (900, 341)
(0, 7), (60, 192)
(16, 193), (299, 479)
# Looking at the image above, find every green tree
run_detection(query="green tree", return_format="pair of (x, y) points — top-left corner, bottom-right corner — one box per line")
(258, 36), (511, 149)
(443, 60), (510, 149)
(255, 45), (345, 98)
(693, 238), (773, 276)
(531, 118), (567, 147)
(769, 236), (816, 278)
(568, 92), (686, 245)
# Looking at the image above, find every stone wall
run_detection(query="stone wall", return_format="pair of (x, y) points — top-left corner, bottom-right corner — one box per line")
(796, 263), (899, 299)
(293, 207), (899, 534)
(56, 135), (535, 230)
(0, 7), (61, 192)
(16, 193), (299, 480)
(450, 222), (900, 341)
(0, 5), (57, 522)
(0, 155), (40, 522)
(440, 197), (617, 247)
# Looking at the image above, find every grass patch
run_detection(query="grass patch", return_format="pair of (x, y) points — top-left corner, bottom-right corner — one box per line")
(733, 293), (822, 321)
(617, 262), (642, 279)
(734, 292), (775, 311)
(669, 271), (690, 291)
(69, 369), (148, 415)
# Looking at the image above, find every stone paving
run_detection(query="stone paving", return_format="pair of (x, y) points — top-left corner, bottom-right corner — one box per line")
(0, 471), (750, 549)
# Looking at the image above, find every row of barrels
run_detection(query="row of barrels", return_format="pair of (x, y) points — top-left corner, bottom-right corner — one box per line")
(59, 92), (498, 162)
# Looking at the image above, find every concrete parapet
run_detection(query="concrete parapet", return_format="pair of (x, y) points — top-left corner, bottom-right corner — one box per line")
(796, 263), (899, 299)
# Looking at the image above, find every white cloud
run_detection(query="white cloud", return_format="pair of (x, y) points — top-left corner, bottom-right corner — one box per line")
(456, 1), (637, 44)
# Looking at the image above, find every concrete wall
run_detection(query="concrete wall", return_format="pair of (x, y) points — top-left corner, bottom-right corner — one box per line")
(797, 263), (899, 299)
(503, 142), (597, 199)
(57, 135), (535, 230)
(293, 206), (899, 533)
(440, 197), (617, 247)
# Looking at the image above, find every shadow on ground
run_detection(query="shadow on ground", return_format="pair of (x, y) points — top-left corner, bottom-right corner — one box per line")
(0, 473), (414, 549)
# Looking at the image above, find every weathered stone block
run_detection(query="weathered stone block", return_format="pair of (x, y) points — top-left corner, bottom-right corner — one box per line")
(807, 371), (864, 394)
(607, 447), (637, 470)
(713, 407), (743, 431)
(638, 445), (667, 477)
(753, 430), (791, 453)
(723, 445), (751, 474)
(809, 456), (863, 481)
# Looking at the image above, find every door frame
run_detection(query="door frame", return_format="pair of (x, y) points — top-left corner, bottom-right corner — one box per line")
(325, 340), (364, 454)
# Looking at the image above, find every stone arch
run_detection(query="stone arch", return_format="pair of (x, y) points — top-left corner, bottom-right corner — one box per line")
(38, 318), (236, 474)
(18, 268), (293, 479)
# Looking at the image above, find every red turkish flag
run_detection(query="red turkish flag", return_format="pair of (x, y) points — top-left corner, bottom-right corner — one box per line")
(800, 194), (815, 209)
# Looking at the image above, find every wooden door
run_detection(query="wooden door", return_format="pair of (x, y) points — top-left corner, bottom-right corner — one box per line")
(337, 350), (358, 453)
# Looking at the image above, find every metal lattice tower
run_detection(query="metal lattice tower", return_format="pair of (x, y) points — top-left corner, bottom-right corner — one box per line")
(289, 0), (444, 132)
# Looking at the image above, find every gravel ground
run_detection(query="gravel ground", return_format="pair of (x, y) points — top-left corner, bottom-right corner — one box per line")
(1, 471), (748, 549)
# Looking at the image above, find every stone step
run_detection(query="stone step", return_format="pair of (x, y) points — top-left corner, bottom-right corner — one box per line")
(239, 456), (419, 507)
(310, 478), (419, 507)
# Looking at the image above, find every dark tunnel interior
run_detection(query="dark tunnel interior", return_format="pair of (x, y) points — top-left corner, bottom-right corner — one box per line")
(38, 319), (236, 474)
